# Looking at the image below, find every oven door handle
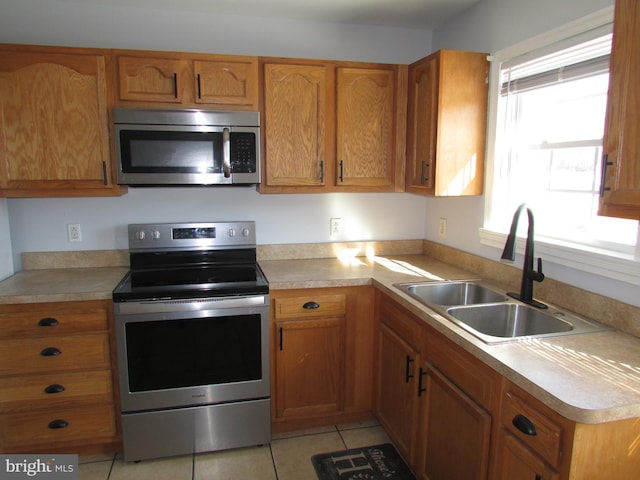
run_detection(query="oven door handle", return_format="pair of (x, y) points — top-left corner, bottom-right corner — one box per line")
(223, 127), (231, 178)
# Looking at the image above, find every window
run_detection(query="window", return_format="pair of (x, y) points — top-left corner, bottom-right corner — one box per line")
(483, 18), (640, 267)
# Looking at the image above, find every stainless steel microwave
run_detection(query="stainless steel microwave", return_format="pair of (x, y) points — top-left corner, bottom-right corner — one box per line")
(113, 108), (260, 186)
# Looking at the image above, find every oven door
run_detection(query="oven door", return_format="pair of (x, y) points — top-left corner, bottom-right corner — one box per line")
(115, 124), (260, 185)
(114, 295), (270, 413)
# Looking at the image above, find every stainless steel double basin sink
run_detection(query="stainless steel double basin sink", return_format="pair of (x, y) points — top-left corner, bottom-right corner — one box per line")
(394, 281), (608, 344)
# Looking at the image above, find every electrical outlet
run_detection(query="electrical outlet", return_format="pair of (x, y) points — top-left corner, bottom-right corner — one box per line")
(67, 223), (82, 242)
(330, 218), (342, 236)
(438, 218), (447, 238)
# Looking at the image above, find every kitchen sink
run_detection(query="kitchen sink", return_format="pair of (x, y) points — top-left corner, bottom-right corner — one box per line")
(446, 303), (608, 344)
(394, 281), (610, 344)
(395, 281), (507, 306)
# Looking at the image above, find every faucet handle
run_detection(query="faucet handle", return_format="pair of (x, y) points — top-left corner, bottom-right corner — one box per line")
(533, 257), (545, 282)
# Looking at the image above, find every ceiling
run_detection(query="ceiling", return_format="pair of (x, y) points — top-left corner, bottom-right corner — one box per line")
(73, 0), (481, 29)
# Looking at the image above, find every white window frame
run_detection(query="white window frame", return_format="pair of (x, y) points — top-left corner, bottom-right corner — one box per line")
(480, 5), (640, 287)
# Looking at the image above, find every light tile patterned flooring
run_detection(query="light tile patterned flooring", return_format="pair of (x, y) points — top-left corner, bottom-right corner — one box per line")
(79, 420), (392, 480)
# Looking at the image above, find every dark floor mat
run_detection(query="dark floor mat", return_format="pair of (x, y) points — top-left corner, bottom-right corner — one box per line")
(311, 443), (416, 480)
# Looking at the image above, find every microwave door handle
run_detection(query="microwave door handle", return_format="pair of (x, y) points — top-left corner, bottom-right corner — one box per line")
(223, 128), (231, 178)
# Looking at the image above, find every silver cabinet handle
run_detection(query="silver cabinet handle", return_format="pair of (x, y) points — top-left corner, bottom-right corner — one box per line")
(223, 128), (231, 178)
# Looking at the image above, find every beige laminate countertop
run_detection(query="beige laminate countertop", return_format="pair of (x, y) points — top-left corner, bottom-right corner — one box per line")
(1, 256), (639, 425)
(0, 267), (128, 304)
(260, 254), (640, 425)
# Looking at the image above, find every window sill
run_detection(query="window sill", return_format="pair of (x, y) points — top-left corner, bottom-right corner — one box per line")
(479, 227), (640, 286)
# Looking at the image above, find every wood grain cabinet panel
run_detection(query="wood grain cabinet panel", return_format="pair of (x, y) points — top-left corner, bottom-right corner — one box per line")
(406, 49), (488, 196)
(117, 55), (184, 103)
(416, 365), (492, 480)
(0, 404), (117, 451)
(336, 67), (395, 188)
(0, 45), (119, 197)
(374, 293), (423, 466)
(262, 61), (329, 188)
(599, 0), (640, 218)
(193, 58), (258, 107)
(0, 300), (119, 455)
(275, 317), (345, 419)
(270, 287), (374, 433)
(260, 59), (405, 193)
(116, 52), (259, 109)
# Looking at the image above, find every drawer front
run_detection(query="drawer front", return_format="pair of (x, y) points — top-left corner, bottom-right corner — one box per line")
(0, 305), (109, 339)
(426, 332), (497, 411)
(0, 404), (117, 449)
(0, 370), (114, 413)
(0, 334), (111, 376)
(500, 388), (564, 468)
(274, 294), (346, 320)
(378, 297), (422, 350)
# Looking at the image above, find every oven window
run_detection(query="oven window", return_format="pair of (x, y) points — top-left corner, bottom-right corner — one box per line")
(125, 314), (262, 392)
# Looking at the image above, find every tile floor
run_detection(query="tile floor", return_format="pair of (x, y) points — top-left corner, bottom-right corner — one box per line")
(79, 420), (393, 480)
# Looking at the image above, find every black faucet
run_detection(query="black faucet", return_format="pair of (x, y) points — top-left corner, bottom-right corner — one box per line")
(500, 203), (547, 309)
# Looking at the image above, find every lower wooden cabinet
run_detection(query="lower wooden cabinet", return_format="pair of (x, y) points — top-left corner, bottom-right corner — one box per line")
(275, 315), (345, 419)
(270, 286), (375, 432)
(375, 292), (423, 465)
(374, 291), (497, 479)
(0, 300), (120, 455)
(493, 429), (560, 480)
(416, 365), (492, 480)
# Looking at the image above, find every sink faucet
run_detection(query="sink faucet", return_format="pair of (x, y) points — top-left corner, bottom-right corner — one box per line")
(500, 203), (547, 309)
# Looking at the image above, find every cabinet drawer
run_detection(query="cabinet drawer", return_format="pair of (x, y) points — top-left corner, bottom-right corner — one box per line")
(0, 370), (113, 413)
(0, 334), (111, 376)
(0, 304), (108, 339)
(500, 387), (564, 468)
(0, 403), (117, 449)
(274, 294), (346, 320)
(378, 297), (422, 350)
(425, 331), (497, 411)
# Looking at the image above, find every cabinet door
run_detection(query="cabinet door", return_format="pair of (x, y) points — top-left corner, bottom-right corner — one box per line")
(494, 429), (560, 480)
(274, 317), (344, 419)
(336, 67), (395, 189)
(117, 55), (184, 103)
(406, 55), (438, 193)
(599, 0), (640, 219)
(0, 50), (113, 195)
(262, 62), (329, 188)
(416, 365), (491, 480)
(406, 50), (487, 197)
(375, 322), (421, 464)
(193, 57), (258, 108)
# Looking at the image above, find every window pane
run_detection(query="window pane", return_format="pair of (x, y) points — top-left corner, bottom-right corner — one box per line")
(494, 56), (638, 251)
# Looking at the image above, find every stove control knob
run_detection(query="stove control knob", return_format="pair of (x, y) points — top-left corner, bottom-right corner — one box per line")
(151, 230), (160, 240)
(136, 231), (146, 240)
(242, 227), (251, 237)
(228, 228), (236, 237)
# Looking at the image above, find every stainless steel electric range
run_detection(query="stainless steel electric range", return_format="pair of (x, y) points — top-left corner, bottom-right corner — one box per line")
(112, 221), (270, 462)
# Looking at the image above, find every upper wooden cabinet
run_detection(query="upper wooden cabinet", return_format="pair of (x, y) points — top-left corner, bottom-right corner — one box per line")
(598, 0), (640, 219)
(260, 58), (406, 193)
(406, 49), (488, 196)
(261, 61), (331, 189)
(115, 51), (259, 109)
(336, 66), (403, 189)
(0, 45), (122, 197)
